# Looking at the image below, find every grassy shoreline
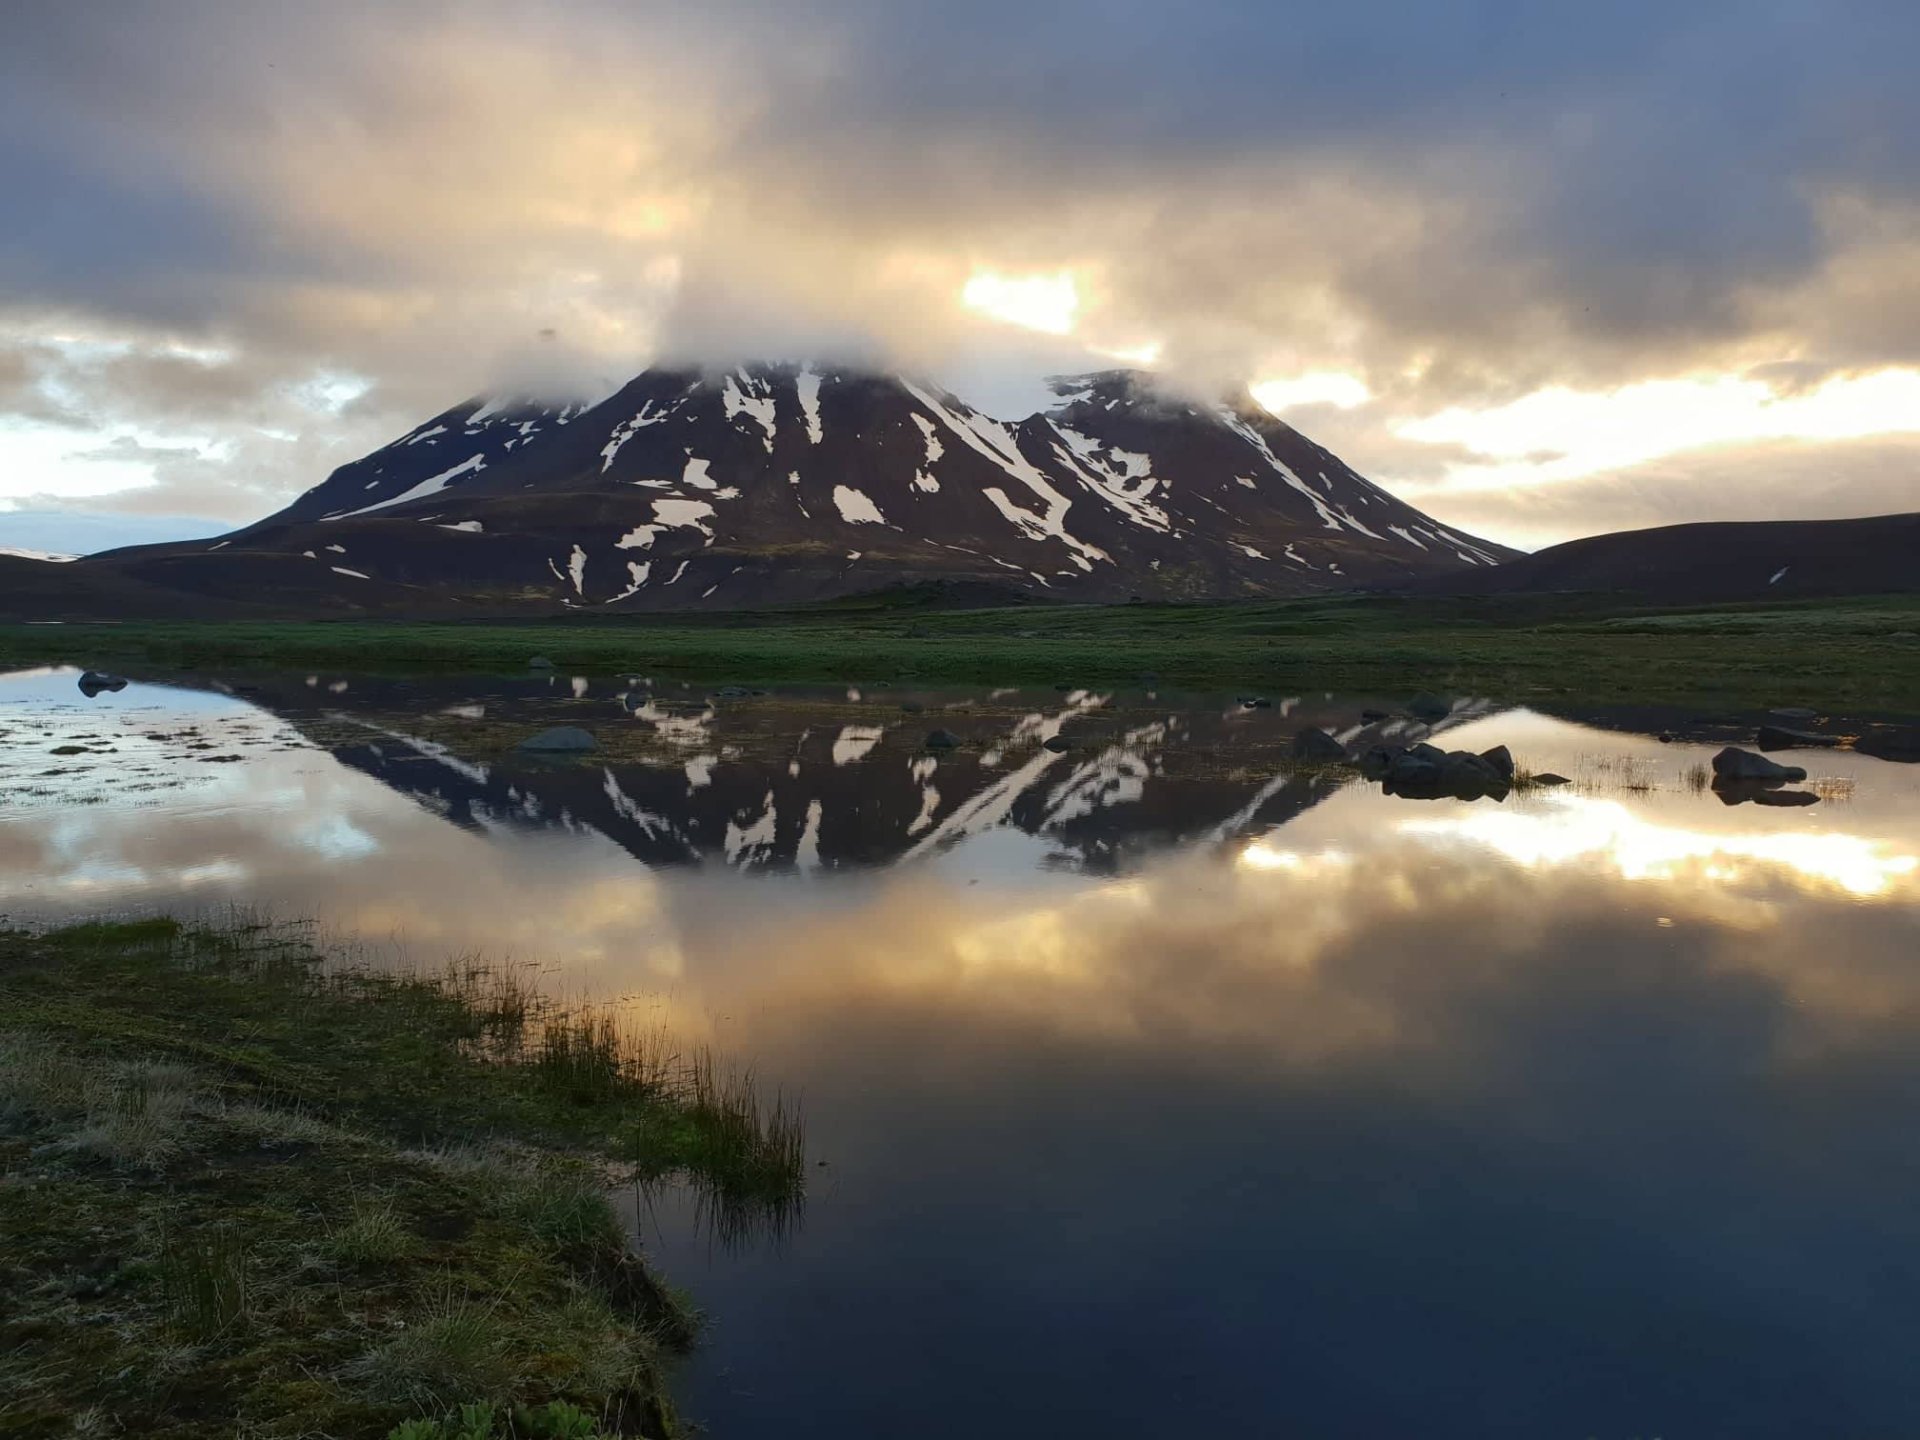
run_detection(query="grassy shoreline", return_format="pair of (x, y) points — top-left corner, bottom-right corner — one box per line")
(5, 592), (1919, 711)
(0, 917), (802, 1439)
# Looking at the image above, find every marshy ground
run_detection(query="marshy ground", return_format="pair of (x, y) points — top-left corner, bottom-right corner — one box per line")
(0, 917), (803, 1439)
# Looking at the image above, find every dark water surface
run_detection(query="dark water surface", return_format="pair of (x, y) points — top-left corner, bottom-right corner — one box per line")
(4, 665), (1919, 1437)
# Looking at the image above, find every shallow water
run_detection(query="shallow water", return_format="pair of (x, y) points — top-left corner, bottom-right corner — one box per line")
(5, 664), (1919, 1436)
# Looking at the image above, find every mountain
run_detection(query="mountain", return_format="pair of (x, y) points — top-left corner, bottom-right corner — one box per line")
(1428, 512), (1920, 601)
(6, 366), (1512, 619)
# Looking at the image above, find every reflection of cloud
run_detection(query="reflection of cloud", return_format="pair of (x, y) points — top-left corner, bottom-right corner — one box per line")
(1398, 794), (1919, 899)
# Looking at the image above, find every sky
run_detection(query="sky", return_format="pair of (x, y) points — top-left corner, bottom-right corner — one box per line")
(3, 1), (1918, 556)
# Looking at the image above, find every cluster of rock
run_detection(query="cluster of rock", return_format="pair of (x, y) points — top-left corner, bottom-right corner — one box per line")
(1288, 726), (1565, 802)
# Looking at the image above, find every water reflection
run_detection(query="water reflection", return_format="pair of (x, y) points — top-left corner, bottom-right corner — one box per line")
(5, 666), (1920, 1435)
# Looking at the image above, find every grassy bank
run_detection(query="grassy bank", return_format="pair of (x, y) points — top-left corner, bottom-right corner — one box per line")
(4, 592), (1919, 711)
(0, 918), (803, 1439)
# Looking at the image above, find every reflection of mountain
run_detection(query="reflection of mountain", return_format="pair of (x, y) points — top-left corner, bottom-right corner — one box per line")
(223, 676), (1487, 874)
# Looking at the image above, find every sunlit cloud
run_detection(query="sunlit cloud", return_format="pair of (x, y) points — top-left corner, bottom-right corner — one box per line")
(1251, 372), (1372, 413)
(1395, 367), (1920, 493)
(1399, 795), (1919, 899)
(961, 270), (1080, 336)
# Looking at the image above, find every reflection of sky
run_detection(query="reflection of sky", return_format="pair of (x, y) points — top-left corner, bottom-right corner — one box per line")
(8, 672), (1920, 1434)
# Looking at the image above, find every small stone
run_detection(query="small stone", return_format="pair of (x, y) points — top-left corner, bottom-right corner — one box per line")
(924, 729), (961, 750)
(1406, 693), (1451, 723)
(1533, 773), (1572, 786)
(1042, 735), (1074, 753)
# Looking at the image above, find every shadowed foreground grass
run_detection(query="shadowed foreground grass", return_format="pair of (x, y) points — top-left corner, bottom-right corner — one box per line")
(5, 591), (1919, 711)
(0, 917), (803, 1439)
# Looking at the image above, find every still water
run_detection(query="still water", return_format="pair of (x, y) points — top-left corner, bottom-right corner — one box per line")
(5, 664), (1919, 1436)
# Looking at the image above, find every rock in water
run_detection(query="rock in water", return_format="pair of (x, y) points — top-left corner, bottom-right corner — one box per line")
(77, 670), (128, 697)
(517, 726), (598, 753)
(1406, 693), (1451, 723)
(1715, 781), (1820, 807)
(1290, 728), (1349, 765)
(528, 655), (555, 670)
(924, 729), (961, 750)
(1710, 746), (1806, 783)
(1856, 727), (1920, 763)
(1477, 745), (1516, 782)
(1756, 724), (1841, 751)
(1533, 772), (1572, 786)
(1042, 734), (1074, 753)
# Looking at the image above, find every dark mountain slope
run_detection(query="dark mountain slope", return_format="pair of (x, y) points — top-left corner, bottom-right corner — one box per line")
(1429, 512), (1920, 601)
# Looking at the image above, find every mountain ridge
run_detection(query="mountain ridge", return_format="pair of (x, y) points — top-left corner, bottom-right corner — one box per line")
(2, 363), (1516, 618)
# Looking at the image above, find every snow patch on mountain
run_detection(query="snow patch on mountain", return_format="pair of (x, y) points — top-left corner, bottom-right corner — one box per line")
(722, 369), (777, 451)
(330, 453), (486, 519)
(833, 486), (886, 525)
(796, 366), (824, 443)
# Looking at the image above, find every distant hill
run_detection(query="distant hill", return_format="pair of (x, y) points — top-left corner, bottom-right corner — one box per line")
(0, 365), (1512, 620)
(1423, 513), (1920, 601)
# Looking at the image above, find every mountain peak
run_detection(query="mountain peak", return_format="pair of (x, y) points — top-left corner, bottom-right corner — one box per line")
(198, 356), (1512, 612)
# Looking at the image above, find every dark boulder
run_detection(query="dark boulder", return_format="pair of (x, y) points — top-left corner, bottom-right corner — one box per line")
(1360, 709), (1391, 723)
(1406, 693), (1451, 723)
(1856, 727), (1920, 763)
(1290, 728), (1349, 765)
(517, 726), (597, 753)
(1042, 734), (1074, 753)
(1756, 724), (1841, 751)
(900, 700), (926, 714)
(1533, 773), (1572, 786)
(1477, 745), (1516, 782)
(528, 655), (555, 669)
(77, 670), (128, 697)
(1711, 746), (1806, 783)
(1357, 745), (1396, 780)
(924, 729), (961, 750)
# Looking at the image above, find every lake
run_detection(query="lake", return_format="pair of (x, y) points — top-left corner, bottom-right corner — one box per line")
(4, 663), (1918, 1437)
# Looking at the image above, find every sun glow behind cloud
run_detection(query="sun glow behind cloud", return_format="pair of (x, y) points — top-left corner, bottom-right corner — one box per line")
(960, 270), (1080, 336)
(1251, 372), (1372, 413)
(1397, 367), (1920, 492)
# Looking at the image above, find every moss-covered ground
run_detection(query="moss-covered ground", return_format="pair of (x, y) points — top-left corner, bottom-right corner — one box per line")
(5, 591), (1918, 712)
(0, 918), (803, 1439)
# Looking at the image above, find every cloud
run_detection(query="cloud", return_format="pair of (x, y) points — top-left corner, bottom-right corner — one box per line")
(3, 1), (1920, 541)
(1408, 433), (1920, 551)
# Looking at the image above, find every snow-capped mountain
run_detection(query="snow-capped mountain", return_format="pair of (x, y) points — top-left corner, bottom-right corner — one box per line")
(67, 365), (1515, 614)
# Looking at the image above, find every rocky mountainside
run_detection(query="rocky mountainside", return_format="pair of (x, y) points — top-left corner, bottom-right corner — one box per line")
(8, 365), (1513, 617)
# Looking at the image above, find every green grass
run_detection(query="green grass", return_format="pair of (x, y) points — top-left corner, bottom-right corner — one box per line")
(0, 917), (805, 1438)
(6, 590), (1920, 710)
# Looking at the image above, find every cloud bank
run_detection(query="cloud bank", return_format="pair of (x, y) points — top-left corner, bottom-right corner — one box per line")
(3, 1), (1917, 546)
